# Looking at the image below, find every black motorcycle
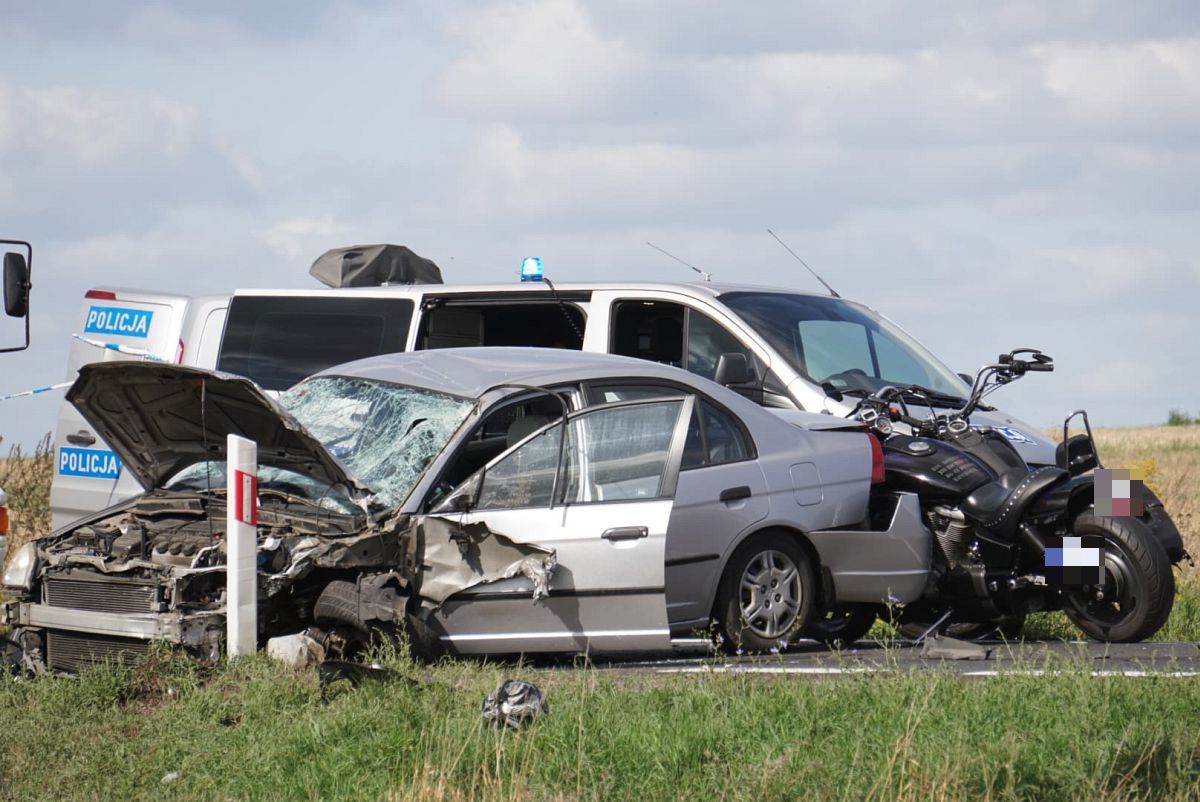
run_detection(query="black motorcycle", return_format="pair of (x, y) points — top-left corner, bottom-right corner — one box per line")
(810, 348), (1186, 646)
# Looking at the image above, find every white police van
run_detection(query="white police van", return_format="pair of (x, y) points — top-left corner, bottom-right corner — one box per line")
(49, 244), (1058, 528)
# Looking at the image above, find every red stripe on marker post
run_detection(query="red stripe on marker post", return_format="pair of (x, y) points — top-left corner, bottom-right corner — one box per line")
(234, 470), (257, 525)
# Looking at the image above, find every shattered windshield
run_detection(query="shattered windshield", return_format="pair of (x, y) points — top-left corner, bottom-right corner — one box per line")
(281, 376), (473, 507)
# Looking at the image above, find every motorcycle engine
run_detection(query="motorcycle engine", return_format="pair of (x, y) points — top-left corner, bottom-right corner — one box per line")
(927, 505), (973, 568)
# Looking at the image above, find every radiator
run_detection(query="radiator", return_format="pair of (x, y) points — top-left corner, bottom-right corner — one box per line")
(44, 575), (160, 614)
(46, 631), (150, 673)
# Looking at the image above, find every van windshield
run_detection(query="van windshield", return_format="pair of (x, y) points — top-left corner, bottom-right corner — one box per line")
(720, 292), (968, 399)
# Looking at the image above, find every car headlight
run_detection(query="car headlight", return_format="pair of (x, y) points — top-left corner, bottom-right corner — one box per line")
(2, 542), (37, 592)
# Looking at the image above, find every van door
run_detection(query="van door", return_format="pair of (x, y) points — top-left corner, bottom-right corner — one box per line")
(590, 291), (786, 405)
(49, 289), (190, 529)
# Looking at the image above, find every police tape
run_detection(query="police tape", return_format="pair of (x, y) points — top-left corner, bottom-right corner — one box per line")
(71, 334), (167, 361)
(0, 382), (73, 402)
(0, 336), (167, 402)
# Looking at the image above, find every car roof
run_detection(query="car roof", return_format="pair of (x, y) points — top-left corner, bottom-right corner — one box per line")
(317, 347), (728, 399)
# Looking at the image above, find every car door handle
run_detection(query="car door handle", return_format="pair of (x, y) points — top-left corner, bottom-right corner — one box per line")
(719, 485), (752, 503)
(66, 430), (96, 447)
(602, 526), (648, 541)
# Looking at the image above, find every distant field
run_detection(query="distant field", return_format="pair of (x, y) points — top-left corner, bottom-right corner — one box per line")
(1089, 425), (1199, 565)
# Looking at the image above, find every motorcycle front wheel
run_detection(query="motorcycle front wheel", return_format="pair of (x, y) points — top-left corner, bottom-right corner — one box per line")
(1062, 511), (1175, 643)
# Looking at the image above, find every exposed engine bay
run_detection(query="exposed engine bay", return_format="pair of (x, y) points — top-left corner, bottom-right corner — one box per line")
(4, 486), (557, 674)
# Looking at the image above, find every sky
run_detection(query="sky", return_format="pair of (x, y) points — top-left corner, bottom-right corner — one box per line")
(1, 0), (1199, 449)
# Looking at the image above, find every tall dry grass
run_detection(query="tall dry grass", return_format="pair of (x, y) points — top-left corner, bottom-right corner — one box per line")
(0, 433), (53, 565)
(1090, 426), (1199, 573)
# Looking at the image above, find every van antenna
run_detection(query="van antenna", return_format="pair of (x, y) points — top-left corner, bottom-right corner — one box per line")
(767, 229), (840, 298)
(646, 242), (711, 282)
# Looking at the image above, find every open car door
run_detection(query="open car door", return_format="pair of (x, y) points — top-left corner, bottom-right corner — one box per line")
(425, 396), (695, 655)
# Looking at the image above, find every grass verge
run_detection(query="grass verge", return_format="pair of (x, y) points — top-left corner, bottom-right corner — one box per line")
(3, 647), (1200, 801)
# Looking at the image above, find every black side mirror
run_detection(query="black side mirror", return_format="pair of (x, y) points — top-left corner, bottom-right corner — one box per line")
(714, 353), (752, 387)
(4, 252), (29, 318)
(1, 240), (31, 354)
(957, 372), (973, 385)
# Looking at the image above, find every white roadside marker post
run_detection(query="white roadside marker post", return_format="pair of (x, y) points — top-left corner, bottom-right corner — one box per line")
(226, 434), (258, 658)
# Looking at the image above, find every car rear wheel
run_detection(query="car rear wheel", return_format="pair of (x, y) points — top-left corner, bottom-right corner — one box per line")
(716, 534), (814, 653)
(806, 604), (878, 649)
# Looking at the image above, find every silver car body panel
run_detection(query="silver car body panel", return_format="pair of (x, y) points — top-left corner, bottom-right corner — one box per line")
(7, 601), (221, 646)
(806, 493), (932, 604)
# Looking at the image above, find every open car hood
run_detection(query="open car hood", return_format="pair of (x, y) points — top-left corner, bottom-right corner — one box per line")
(67, 362), (367, 495)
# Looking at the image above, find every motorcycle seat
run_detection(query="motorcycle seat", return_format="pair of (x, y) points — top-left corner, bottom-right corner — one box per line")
(961, 466), (1069, 539)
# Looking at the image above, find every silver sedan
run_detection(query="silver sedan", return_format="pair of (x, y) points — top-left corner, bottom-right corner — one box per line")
(5, 348), (932, 671)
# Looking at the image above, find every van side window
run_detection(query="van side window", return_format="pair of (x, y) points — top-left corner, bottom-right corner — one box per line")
(418, 301), (586, 351)
(611, 300), (755, 382)
(217, 297), (413, 390)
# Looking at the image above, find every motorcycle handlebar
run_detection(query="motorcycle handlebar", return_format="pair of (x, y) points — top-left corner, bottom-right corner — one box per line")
(1023, 362), (1054, 372)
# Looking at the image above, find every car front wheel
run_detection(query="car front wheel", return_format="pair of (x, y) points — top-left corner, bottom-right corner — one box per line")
(716, 534), (815, 653)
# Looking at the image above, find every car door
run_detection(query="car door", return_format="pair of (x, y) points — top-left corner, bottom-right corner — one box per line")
(588, 383), (770, 634)
(427, 396), (694, 655)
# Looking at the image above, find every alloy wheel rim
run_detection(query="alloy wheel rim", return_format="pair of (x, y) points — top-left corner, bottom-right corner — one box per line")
(739, 549), (802, 638)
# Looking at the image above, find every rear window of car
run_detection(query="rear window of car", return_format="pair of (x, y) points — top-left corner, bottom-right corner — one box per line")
(217, 296), (414, 390)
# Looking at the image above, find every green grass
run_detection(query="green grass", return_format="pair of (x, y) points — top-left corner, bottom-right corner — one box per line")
(3, 646), (1200, 802)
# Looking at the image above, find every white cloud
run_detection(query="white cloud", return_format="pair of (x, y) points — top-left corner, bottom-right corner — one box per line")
(260, 215), (354, 260)
(0, 81), (196, 166)
(437, 0), (650, 119)
(1035, 39), (1200, 128)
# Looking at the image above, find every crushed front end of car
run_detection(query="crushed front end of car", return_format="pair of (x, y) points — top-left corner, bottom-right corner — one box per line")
(2, 361), (556, 674)
(1, 486), (418, 674)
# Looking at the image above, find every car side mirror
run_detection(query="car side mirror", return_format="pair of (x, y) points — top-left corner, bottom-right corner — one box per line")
(714, 353), (752, 387)
(957, 372), (973, 385)
(447, 471), (484, 512)
(4, 252), (29, 318)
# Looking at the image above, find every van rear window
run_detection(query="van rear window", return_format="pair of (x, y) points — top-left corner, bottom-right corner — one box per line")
(217, 296), (414, 390)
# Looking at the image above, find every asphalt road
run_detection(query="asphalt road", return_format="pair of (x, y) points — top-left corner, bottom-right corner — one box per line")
(552, 639), (1200, 677)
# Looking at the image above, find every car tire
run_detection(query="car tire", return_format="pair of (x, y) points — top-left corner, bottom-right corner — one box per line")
(313, 580), (370, 639)
(805, 604), (878, 649)
(716, 533), (815, 654)
(1063, 511), (1175, 643)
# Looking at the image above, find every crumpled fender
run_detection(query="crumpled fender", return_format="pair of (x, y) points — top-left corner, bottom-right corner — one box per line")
(416, 516), (556, 606)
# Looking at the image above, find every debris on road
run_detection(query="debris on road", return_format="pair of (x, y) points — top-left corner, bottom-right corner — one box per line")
(919, 635), (992, 661)
(482, 679), (549, 730)
(266, 631), (326, 668)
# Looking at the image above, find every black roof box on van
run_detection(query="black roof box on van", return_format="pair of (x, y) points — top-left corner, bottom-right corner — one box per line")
(310, 244), (443, 288)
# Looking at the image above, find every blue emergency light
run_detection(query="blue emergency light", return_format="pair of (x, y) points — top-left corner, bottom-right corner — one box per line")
(520, 257), (544, 282)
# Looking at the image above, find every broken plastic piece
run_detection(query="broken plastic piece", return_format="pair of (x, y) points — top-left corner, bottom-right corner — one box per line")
(921, 634), (992, 661)
(266, 632), (327, 668)
(318, 659), (405, 688)
(482, 679), (548, 729)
